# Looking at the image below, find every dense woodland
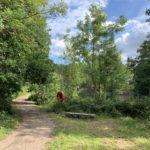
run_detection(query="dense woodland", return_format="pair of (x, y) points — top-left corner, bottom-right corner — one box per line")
(0, 1), (150, 120)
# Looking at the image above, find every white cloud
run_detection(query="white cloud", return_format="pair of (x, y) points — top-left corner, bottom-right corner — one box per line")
(52, 39), (65, 49)
(121, 54), (128, 63)
(116, 0), (150, 63)
(48, 0), (150, 64)
(50, 39), (65, 57)
(105, 21), (114, 25)
(48, 0), (108, 58)
(116, 32), (130, 44)
(116, 19), (150, 63)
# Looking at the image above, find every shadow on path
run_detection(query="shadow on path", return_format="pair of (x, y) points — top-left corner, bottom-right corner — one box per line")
(0, 96), (54, 150)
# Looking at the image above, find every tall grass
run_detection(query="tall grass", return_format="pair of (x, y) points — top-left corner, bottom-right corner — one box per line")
(48, 114), (150, 150)
(0, 111), (19, 139)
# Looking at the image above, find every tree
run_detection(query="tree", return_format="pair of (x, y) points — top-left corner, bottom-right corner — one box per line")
(133, 10), (150, 97)
(62, 63), (82, 99)
(63, 5), (128, 101)
(0, 0), (67, 112)
(146, 9), (150, 23)
(25, 54), (54, 85)
(134, 35), (150, 96)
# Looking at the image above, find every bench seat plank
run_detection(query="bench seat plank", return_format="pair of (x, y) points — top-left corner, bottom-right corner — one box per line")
(65, 112), (96, 118)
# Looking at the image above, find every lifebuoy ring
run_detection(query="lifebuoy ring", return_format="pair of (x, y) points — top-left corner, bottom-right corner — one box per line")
(56, 91), (65, 102)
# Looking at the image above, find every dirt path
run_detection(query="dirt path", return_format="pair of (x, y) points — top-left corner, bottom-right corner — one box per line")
(0, 96), (54, 150)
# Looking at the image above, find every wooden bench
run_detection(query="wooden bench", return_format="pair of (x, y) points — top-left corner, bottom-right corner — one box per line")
(65, 112), (96, 119)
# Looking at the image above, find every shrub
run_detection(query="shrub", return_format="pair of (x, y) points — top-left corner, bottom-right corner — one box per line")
(47, 97), (102, 114)
(47, 96), (150, 119)
(29, 73), (61, 105)
(28, 84), (49, 105)
(0, 98), (12, 113)
(115, 99), (150, 118)
(29, 92), (48, 105)
(0, 111), (16, 128)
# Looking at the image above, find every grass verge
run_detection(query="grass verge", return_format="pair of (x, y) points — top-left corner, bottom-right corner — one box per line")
(0, 109), (20, 140)
(48, 114), (150, 150)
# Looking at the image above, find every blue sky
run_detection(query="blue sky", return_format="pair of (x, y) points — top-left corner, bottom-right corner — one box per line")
(47, 0), (150, 64)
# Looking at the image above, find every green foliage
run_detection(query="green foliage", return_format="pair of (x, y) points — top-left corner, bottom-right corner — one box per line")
(0, 111), (16, 129)
(39, 4), (149, 121)
(25, 56), (54, 85)
(29, 85), (48, 105)
(0, 111), (19, 139)
(0, 15), (4, 30)
(0, 0), (67, 112)
(134, 34), (150, 96)
(46, 98), (105, 115)
(47, 73), (62, 99)
(29, 73), (61, 105)
(12, 85), (29, 98)
(48, 114), (150, 150)
(146, 9), (150, 22)
(0, 0), (48, 111)
(56, 63), (83, 99)
(47, 96), (150, 119)
(115, 99), (150, 118)
(47, 0), (68, 17)
(63, 4), (128, 101)
(29, 84), (50, 105)
(131, 9), (150, 97)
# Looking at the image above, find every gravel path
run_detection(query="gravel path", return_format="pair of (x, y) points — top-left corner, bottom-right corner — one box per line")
(0, 96), (54, 150)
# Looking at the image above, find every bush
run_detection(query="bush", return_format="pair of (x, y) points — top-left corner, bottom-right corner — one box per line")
(0, 98), (12, 113)
(115, 99), (150, 118)
(0, 73), (21, 113)
(29, 92), (48, 105)
(29, 72), (61, 105)
(47, 97), (102, 114)
(47, 97), (150, 119)
(0, 111), (17, 128)
(28, 84), (49, 105)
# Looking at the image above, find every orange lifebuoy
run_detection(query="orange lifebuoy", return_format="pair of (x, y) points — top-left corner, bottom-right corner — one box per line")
(56, 91), (65, 102)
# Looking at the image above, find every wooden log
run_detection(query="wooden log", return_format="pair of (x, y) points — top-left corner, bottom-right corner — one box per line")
(65, 112), (96, 119)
